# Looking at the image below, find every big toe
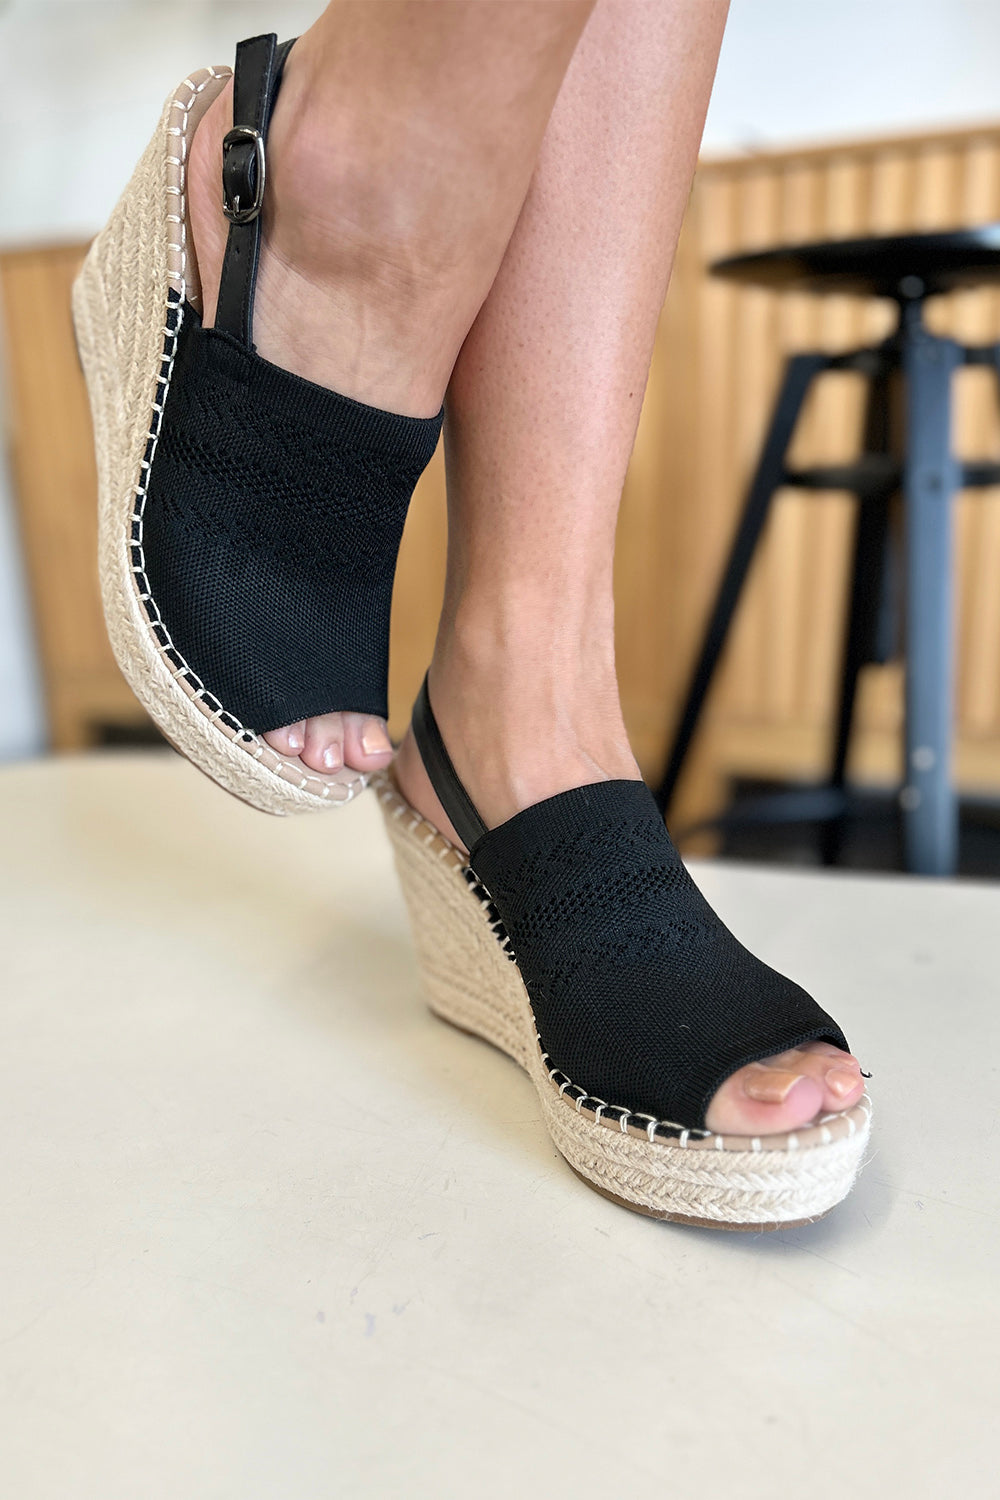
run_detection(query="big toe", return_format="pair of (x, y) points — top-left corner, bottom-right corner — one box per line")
(343, 712), (394, 771)
(704, 1041), (865, 1136)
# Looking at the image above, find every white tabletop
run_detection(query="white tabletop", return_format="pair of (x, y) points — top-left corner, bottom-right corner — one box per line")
(0, 752), (996, 1499)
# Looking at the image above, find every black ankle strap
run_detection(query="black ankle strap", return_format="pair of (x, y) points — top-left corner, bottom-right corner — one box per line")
(215, 33), (295, 346)
(411, 675), (488, 851)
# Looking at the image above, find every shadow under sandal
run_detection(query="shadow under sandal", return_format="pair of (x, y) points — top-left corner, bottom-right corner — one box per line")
(73, 34), (442, 814)
(379, 677), (872, 1229)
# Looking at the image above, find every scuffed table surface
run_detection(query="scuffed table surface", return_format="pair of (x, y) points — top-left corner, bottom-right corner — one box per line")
(0, 752), (996, 1499)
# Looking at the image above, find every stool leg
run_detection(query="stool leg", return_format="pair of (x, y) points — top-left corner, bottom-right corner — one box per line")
(822, 365), (894, 866)
(821, 495), (891, 865)
(900, 304), (962, 875)
(655, 352), (828, 815)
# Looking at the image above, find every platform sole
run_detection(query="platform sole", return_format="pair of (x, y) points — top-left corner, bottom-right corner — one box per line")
(72, 65), (364, 815)
(377, 773), (872, 1230)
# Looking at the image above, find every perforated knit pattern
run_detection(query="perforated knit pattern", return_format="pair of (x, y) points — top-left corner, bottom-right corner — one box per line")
(469, 780), (849, 1130)
(142, 311), (442, 732)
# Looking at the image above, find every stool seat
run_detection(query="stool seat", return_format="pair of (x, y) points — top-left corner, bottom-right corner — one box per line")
(712, 225), (1000, 299)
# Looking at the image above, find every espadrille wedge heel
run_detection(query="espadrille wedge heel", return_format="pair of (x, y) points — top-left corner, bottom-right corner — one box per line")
(73, 34), (441, 815)
(377, 678), (872, 1230)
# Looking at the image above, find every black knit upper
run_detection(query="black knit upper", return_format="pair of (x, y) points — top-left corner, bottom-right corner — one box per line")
(141, 309), (442, 732)
(468, 779), (849, 1130)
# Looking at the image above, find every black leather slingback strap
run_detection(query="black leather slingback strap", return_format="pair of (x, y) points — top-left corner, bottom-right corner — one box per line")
(411, 675), (489, 852)
(215, 33), (295, 346)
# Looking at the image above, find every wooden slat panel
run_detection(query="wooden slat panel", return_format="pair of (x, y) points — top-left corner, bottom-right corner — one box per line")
(0, 244), (147, 748)
(726, 169), (782, 719)
(951, 140), (1000, 738)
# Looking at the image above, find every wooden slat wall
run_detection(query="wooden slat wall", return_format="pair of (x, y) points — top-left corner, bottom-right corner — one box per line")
(4, 122), (1000, 809)
(0, 244), (148, 748)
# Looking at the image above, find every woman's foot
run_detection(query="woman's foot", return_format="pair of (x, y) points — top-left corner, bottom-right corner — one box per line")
(184, 4), (590, 774)
(186, 65), (457, 776)
(393, 608), (866, 1139)
(187, 64), (444, 775)
(187, 78), (396, 774)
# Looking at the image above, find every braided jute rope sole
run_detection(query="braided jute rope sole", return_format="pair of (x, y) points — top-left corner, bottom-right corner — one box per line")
(72, 66), (365, 815)
(376, 772), (872, 1230)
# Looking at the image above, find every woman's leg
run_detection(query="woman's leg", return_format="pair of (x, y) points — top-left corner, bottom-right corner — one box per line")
(186, 0), (594, 773)
(394, 0), (865, 1136)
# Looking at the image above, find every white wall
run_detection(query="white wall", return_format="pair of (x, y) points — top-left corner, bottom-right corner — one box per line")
(705, 0), (1000, 153)
(1, 0), (999, 758)
(0, 0), (325, 249)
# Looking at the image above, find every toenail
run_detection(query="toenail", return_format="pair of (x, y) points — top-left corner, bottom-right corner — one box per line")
(361, 722), (391, 756)
(826, 1066), (860, 1098)
(323, 744), (343, 771)
(286, 728), (304, 752)
(743, 1068), (802, 1105)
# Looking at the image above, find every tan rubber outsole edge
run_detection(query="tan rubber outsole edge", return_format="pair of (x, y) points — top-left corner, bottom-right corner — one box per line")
(376, 771), (872, 1229)
(71, 65), (365, 816)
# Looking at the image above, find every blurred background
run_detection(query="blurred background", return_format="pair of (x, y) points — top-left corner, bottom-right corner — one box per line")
(2, 0), (1000, 873)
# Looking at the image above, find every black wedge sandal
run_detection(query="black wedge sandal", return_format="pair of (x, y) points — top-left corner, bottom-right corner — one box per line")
(377, 676), (872, 1229)
(73, 34), (442, 814)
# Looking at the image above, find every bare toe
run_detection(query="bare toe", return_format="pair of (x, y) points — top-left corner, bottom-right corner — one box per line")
(704, 1041), (864, 1136)
(301, 714), (345, 773)
(787, 1040), (865, 1112)
(814, 1047), (865, 1113)
(343, 713), (393, 771)
(263, 721), (306, 757)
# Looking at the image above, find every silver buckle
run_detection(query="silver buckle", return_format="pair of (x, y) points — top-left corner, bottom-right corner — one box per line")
(222, 127), (266, 225)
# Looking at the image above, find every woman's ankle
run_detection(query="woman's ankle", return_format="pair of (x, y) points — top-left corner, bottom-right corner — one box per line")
(395, 612), (640, 846)
(186, 61), (472, 415)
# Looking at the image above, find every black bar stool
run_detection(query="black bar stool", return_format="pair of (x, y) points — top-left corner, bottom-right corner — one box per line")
(655, 226), (1000, 876)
